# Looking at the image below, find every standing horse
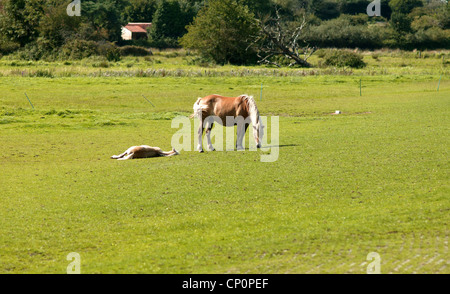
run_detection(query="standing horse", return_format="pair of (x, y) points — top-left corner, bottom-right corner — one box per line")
(190, 94), (264, 152)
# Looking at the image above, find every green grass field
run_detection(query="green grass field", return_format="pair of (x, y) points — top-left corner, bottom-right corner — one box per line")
(0, 50), (448, 273)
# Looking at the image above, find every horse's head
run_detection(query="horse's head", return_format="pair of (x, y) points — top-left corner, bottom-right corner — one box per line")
(254, 116), (264, 148)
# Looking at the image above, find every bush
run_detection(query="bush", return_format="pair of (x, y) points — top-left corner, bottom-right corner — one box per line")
(147, 37), (180, 49)
(413, 27), (450, 50)
(92, 60), (110, 68)
(323, 49), (366, 68)
(118, 45), (152, 56)
(14, 41), (48, 61)
(61, 39), (99, 59)
(315, 49), (328, 58)
(305, 15), (385, 49)
(30, 69), (54, 78)
(186, 56), (217, 67)
(411, 15), (440, 31)
(0, 37), (20, 55)
(60, 40), (122, 61)
(97, 42), (121, 62)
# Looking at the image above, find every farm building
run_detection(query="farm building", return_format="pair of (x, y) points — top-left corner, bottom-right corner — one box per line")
(121, 23), (152, 40)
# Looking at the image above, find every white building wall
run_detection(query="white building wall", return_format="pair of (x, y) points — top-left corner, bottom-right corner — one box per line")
(121, 27), (133, 41)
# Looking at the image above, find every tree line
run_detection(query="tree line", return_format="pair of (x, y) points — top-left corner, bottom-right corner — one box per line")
(0, 0), (448, 65)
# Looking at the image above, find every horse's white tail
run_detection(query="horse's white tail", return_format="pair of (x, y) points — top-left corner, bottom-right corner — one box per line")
(190, 97), (206, 119)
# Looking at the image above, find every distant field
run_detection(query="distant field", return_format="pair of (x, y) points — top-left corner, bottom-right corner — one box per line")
(0, 48), (448, 77)
(0, 50), (448, 273)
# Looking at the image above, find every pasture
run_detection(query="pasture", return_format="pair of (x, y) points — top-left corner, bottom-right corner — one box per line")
(0, 50), (448, 273)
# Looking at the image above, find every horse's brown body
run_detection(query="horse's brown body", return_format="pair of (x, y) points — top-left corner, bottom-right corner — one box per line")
(196, 95), (251, 124)
(111, 145), (178, 160)
(191, 94), (263, 152)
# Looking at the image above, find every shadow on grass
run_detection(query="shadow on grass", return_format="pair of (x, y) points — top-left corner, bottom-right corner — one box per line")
(262, 144), (299, 148)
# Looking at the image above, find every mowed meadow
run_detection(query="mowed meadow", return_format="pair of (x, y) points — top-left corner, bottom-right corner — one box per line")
(0, 50), (448, 273)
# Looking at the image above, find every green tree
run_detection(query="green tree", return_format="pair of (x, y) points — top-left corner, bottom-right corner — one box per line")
(150, 0), (201, 47)
(338, 0), (369, 15)
(83, 0), (129, 42)
(314, 0), (340, 20)
(271, 0), (315, 19)
(390, 12), (412, 33)
(178, 0), (203, 34)
(180, 0), (259, 64)
(389, 0), (423, 14)
(123, 0), (158, 22)
(150, 0), (184, 40)
(38, 2), (85, 49)
(437, 3), (450, 29)
(0, 0), (46, 46)
(241, 0), (273, 16)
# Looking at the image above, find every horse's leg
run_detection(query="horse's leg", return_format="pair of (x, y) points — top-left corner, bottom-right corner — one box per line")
(112, 146), (135, 159)
(236, 121), (245, 151)
(111, 151), (126, 159)
(117, 152), (134, 160)
(159, 148), (179, 157)
(197, 118), (204, 153)
(206, 121), (215, 151)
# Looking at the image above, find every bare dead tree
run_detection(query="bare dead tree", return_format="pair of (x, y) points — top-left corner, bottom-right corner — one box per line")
(251, 9), (316, 68)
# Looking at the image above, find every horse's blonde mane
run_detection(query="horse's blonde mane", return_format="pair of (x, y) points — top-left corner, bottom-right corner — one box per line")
(240, 94), (259, 125)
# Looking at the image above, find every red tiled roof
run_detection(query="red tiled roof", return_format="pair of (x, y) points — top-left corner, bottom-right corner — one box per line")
(125, 25), (147, 33)
(124, 23), (152, 33)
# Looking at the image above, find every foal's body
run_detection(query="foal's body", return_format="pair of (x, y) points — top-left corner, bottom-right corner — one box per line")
(191, 94), (264, 152)
(111, 145), (178, 160)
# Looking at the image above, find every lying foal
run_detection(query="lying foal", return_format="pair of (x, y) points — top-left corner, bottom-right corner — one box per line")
(111, 145), (179, 160)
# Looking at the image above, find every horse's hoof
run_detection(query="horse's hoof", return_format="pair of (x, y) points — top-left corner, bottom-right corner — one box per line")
(199, 150), (204, 153)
